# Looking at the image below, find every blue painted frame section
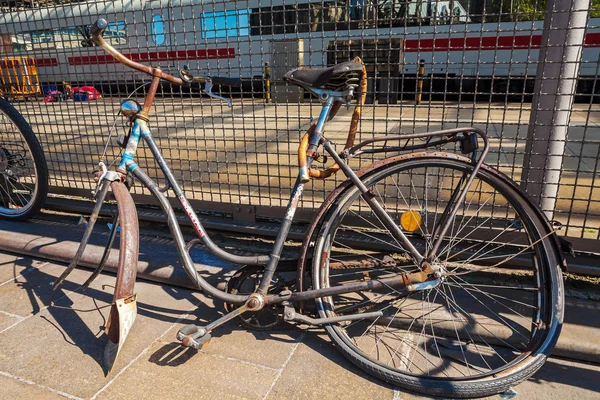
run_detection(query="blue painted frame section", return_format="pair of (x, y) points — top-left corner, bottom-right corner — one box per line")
(118, 119), (151, 172)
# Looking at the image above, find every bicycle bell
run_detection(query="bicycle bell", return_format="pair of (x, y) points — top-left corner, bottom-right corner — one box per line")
(120, 100), (142, 119)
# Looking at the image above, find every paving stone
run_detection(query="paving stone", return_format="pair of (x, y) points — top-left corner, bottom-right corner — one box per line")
(192, 321), (302, 370)
(95, 342), (278, 400)
(0, 310), (22, 333)
(0, 374), (69, 400)
(0, 251), (48, 285)
(0, 266), (206, 399)
(0, 262), (89, 317)
(267, 332), (395, 400)
(511, 357), (600, 400)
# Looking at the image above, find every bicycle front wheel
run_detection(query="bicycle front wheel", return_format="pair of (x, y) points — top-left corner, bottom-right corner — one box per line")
(0, 97), (48, 220)
(312, 154), (564, 398)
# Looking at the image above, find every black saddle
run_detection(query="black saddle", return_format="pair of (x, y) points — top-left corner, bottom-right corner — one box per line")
(283, 60), (363, 92)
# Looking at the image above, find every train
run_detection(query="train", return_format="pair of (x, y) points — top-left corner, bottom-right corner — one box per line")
(1, 0), (599, 100)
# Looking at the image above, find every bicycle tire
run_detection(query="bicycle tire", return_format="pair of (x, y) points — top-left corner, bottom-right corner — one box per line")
(0, 97), (48, 220)
(312, 153), (563, 398)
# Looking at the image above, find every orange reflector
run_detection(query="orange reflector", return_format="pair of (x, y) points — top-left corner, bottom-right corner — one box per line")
(400, 211), (422, 232)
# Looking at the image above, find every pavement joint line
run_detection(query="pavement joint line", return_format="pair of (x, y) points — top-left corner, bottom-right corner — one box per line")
(199, 350), (281, 372)
(0, 285), (82, 336)
(0, 309), (25, 320)
(0, 370), (84, 400)
(0, 260), (52, 288)
(261, 331), (306, 400)
(89, 301), (204, 400)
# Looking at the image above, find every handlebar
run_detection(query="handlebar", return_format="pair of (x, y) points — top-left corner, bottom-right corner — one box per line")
(90, 18), (239, 88)
(90, 18), (108, 37)
(91, 19), (183, 85)
(180, 66), (241, 87)
(210, 77), (242, 88)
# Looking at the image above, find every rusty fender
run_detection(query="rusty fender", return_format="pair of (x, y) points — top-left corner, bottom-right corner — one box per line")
(104, 181), (139, 369)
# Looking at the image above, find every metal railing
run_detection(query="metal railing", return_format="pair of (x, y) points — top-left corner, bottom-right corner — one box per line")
(0, 0), (598, 247)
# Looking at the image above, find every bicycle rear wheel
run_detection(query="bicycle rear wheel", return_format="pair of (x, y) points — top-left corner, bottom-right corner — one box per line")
(0, 97), (48, 220)
(312, 154), (563, 398)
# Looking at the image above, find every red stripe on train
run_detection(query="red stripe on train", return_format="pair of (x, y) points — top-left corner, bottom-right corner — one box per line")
(404, 32), (600, 52)
(68, 48), (235, 66)
(34, 58), (59, 67)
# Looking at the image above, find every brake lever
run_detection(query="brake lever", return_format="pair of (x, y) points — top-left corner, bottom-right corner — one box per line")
(203, 80), (232, 108)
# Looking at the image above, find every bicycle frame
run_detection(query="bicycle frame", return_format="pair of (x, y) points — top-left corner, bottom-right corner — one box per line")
(113, 78), (489, 309)
(59, 18), (492, 312)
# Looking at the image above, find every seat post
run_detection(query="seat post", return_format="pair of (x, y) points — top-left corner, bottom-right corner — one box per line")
(299, 94), (335, 182)
(310, 94), (335, 148)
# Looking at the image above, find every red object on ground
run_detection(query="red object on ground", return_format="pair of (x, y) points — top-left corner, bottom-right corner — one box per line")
(42, 90), (64, 103)
(70, 86), (102, 101)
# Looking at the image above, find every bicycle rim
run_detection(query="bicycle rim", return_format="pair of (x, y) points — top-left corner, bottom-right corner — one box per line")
(312, 156), (563, 394)
(0, 100), (42, 218)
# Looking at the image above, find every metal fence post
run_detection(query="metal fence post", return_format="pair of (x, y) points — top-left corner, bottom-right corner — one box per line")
(416, 59), (425, 105)
(520, 0), (590, 220)
(264, 62), (271, 104)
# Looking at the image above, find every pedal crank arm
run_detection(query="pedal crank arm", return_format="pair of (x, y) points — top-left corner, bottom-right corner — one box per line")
(177, 304), (249, 349)
(82, 214), (120, 291)
(53, 180), (110, 290)
(176, 293), (270, 349)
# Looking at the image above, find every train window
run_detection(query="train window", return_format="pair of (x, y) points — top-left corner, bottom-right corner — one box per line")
(152, 15), (166, 45)
(202, 9), (249, 39)
(248, 0), (474, 33)
(250, 2), (349, 35)
(105, 21), (128, 46)
(24, 22), (127, 50)
(30, 30), (55, 50)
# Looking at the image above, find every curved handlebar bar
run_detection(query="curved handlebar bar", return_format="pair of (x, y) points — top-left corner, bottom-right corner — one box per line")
(91, 18), (242, 87)
(210, 76), (242, 88)
(91, 19), (183, 85)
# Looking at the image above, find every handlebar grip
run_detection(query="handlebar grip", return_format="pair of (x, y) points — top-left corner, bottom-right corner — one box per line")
(91, 18), (108, 38)
(210, 77), (242, 87)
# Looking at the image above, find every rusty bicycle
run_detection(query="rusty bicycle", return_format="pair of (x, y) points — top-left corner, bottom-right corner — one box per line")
(54, 18), (566, 399)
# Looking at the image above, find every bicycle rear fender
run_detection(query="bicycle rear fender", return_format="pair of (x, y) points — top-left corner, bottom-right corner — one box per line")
(295, 152), (567, 291)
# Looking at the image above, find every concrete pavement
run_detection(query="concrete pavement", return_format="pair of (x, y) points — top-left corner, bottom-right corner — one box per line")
(0, 249), (599, 400)
(0, 217), (599, 399)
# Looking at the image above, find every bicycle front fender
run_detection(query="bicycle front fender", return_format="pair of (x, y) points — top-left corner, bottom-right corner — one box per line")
(103, 180), (139, 373)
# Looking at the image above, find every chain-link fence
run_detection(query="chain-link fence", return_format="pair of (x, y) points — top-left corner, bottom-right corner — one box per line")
(0, 0), (598, 243)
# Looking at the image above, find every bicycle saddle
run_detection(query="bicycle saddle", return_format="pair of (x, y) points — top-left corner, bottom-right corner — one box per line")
(283, 60), (363, 91)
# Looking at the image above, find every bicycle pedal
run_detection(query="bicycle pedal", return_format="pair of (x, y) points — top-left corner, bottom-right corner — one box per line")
(176, 324), (200, 341)
(176, 324), (212, 350)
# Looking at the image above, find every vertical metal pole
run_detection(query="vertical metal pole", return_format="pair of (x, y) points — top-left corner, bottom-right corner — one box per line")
(265, 62), (271, 104)
(520, 0), (590, 219)
(416, 59), (425, 105)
